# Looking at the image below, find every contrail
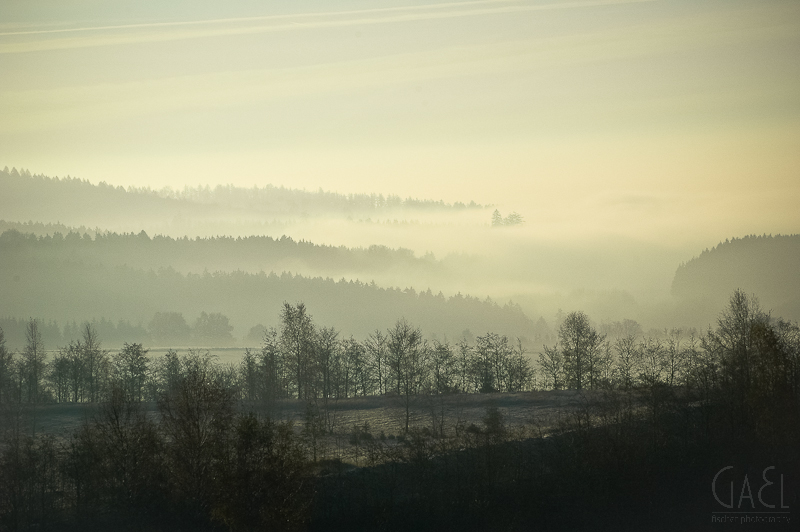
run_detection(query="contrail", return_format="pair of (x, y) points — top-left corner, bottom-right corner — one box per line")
(0, 0), (654, 39)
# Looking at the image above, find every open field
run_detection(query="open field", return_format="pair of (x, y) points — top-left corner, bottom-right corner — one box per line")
(2, 390), (585, 453)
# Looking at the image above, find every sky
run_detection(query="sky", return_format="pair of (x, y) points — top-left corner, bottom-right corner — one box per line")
(1, 0), (799, 249)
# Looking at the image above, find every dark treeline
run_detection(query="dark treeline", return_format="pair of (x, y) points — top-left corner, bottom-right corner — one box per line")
(0, 236), (535, 343)
(0, 313), (232, 352)
(1, 291), (798, 530)
(0, 227), (433, 280)
(0, 221), (101, 240)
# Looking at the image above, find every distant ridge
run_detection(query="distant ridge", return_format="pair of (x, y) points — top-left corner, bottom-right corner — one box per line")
(0, 234), (534, 345)
(672, 234), (800, 321)
(0, 225), (437, 281)
(0, 166), (483, 226)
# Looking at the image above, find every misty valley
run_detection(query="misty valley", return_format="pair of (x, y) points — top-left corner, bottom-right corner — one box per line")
(0, 168), (798, 531)
(3, 0), (799, 528)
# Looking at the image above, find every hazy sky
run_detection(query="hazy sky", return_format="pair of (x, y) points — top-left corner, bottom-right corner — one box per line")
(2, 0), (799, 246)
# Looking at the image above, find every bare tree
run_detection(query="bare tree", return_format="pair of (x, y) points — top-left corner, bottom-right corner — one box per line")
(22, 319), (46, 404)
(387, 319), (428, 433)
(239, 348), (260, 401)
(47, 349), (71, 403)
(558, 312), (605, 390)
(539, 343), (564, 390)
(80, 323), (109, 403)
(280, 303), (316, 400)
(259, 326), (286, 402)
(0, 327), (16, 403)
(430, 340), (455, 395)
(158, 350), (234, 515)
(613, 334), (640, 390)
(366, 330), (389, 396)
(113, 343), (150, 402)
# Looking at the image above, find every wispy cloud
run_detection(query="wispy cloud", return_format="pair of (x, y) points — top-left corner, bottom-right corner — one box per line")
(0, 0), (655, 54)
(4, 1), (795, 135)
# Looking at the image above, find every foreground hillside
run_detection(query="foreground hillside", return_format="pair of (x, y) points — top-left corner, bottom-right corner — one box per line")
(2, 291), (798, 530)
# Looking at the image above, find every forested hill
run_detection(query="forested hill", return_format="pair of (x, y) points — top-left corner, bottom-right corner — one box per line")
(0, 226), (438, 281)
(672, 234), (800, 320)
(0, 231), (534, 347)
(0, 167), (483, 230)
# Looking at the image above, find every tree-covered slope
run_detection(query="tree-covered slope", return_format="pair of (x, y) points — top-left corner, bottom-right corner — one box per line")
(671, 234), (800, 320)
(0, 226), (437, 281)
(0, 230), (534, 344)
(0, 167), (483, 230)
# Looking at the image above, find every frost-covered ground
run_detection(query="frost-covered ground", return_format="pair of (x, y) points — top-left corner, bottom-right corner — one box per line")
(8, 390), (584, 441)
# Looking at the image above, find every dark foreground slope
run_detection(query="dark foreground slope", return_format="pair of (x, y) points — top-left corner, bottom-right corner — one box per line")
(2, 291), (799, 531)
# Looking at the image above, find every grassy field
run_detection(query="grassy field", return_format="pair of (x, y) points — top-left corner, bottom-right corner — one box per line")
(3, 390), (584, 459)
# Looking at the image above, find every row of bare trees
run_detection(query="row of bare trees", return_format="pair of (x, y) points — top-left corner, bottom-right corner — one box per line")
(1, 291), (799, 530)
(0, 321), (152, 405)
(0, 306), (534, 410)
(240, 304), (534, 403)
(539, 296), (800, 402)
(3, 292), (798, 414)
(538, 311), (701, 391)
